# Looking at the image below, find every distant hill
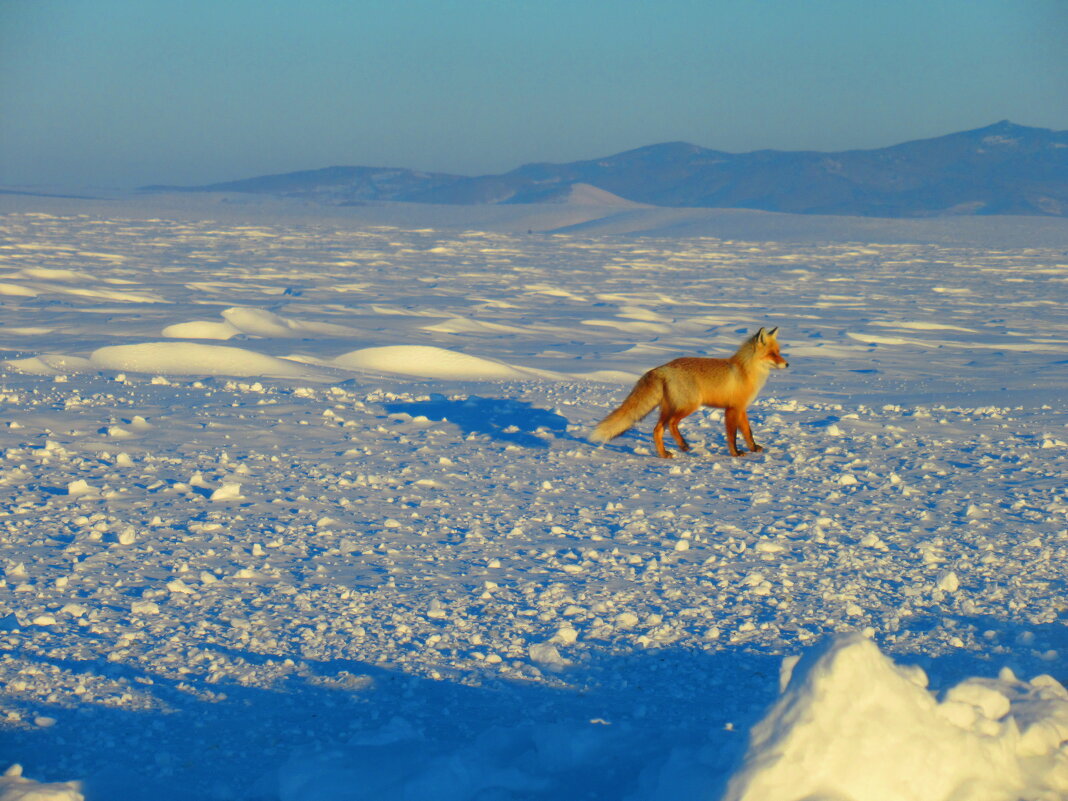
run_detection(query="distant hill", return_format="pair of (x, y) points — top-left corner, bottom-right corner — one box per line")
(144, 121), (1068, 217)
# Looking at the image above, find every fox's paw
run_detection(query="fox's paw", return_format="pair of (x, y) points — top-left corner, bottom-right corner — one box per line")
(751, 444), (764, 453)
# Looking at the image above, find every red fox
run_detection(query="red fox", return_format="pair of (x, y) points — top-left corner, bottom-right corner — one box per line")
(591, 327), (788, 458)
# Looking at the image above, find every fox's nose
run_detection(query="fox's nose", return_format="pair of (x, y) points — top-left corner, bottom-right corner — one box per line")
(783, 361), (790, 368)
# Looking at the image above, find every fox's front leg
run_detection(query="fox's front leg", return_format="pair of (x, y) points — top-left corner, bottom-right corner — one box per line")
(738, 407), (763, 453)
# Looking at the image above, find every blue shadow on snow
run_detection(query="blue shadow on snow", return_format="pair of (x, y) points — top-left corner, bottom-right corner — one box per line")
(382, 394), (573, 449)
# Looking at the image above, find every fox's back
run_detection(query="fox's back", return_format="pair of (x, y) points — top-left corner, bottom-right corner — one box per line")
(656, 357), (744, 407)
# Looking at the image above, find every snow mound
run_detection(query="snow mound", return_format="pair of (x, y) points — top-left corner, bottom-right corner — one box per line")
(159, 319), (241, 340)
(0, 282), (39, 298)
(162, 307), (361, 340)
(89, 343), (330, 379)
(6, 268), (96, 282)
(3, 354), (93, 375)
(724, 633), (1068, 801)
(332, 345), (542, 380)
(219, 307), (362, 338)
(547, 183), (646, 207)
(0, 764), (83, 801)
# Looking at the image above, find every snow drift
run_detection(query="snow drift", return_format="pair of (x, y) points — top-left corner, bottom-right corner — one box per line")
(723, 634), (1068, 801)
(0, 765), (82, 801)
(89, 343), (330, 380)
(162, 307), (363, 340)
(332, 345), (551, 380)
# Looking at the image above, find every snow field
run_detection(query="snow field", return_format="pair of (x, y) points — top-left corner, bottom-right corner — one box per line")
(0, 205), (1066, 799)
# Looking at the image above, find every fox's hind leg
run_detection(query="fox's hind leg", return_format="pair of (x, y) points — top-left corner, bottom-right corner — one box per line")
(724, 407), (742, 457)
(738, 408), (763, 453)
(668, 406), (697, 452)
(652, 407), (674, 458)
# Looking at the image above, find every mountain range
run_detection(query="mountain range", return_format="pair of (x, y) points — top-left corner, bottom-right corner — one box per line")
(146, 121), (1068, 217)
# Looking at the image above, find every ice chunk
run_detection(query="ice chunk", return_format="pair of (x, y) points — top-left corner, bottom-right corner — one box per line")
(66, 479), (94, 496)
(210, 483), (244, 501)
(529, 643), (570, 669)
(937, 570), (960, 593)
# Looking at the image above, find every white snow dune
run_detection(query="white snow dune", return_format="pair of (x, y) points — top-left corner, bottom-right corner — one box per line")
(723, 634), (1068, 801)
(0, 197), (1066, 800)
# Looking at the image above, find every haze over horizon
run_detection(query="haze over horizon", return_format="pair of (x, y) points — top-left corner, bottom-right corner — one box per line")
(2, 0), (1067, 189)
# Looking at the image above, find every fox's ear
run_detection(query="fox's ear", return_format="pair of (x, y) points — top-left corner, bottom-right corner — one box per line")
(756, 327), (766, 344)
(768, 326), (779, 338)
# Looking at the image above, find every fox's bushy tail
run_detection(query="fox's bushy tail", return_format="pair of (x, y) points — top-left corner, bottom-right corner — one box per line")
(590, 370), (663, 443)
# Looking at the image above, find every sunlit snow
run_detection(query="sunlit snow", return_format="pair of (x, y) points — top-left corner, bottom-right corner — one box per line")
(0, 195), (1066, 800)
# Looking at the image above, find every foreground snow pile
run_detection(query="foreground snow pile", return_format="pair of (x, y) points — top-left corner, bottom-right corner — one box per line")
(725, 634), (1068, 801)
(0, 765), (82, 801)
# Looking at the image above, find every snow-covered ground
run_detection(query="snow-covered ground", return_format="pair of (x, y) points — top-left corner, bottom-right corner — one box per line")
(0, 196), (1066, 800)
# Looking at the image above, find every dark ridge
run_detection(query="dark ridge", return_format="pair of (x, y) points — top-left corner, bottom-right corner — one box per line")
(141, 121), (1068, 218)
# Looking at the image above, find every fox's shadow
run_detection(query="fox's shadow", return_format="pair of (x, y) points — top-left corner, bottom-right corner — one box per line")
(382, 394), (572, 449)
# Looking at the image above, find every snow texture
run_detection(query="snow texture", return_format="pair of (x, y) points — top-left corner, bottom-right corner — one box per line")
(0, 195), (1065, 800)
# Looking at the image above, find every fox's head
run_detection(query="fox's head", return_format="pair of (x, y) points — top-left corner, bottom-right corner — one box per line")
(755, 327), (789, 369)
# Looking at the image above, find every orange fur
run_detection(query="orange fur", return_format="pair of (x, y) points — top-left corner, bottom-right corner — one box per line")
(590, 327), (788, 458)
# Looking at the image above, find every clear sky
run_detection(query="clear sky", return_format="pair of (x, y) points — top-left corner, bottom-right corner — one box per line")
(2, 0), (1066, 188)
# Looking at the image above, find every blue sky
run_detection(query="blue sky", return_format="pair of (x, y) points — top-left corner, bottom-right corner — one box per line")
(1, 0), (1066, 187)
